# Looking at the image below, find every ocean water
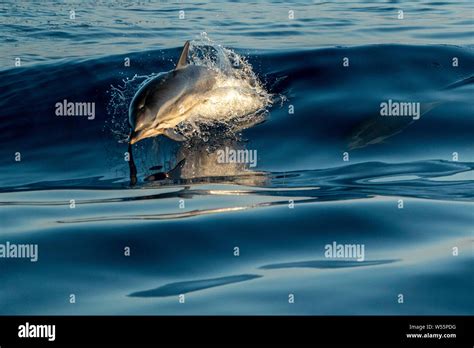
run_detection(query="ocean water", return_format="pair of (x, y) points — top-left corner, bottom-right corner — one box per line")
(0, 1), (473, 315)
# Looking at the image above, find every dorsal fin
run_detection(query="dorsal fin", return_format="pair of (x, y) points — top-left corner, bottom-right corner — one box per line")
(176, 41), (190, 69)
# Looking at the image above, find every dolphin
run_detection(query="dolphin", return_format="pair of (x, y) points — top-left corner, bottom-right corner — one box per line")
(129, 40), (269, 145)
(347, 75), (474, 150)
(127, 40), (269, 185)
(127, 41), (211, 185)
(347, 101), (440, 150)
(128, 41), (217, 144)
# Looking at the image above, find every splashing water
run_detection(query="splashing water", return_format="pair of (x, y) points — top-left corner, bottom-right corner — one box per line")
(189, 33), (272, 119)
(106, 74), (156, 143)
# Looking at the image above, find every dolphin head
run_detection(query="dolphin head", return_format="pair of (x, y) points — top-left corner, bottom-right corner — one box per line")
(128, 76), (167, 144)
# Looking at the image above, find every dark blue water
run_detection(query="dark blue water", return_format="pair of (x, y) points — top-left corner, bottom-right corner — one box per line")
(0, 1), (473, 315)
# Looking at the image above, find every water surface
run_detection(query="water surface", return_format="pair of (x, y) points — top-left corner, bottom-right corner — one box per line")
(0, 0), (473, 315)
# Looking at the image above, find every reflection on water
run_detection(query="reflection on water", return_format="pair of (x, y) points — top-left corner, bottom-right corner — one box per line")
(1, 160), (472, 228)
(143, 138), (269, 187)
